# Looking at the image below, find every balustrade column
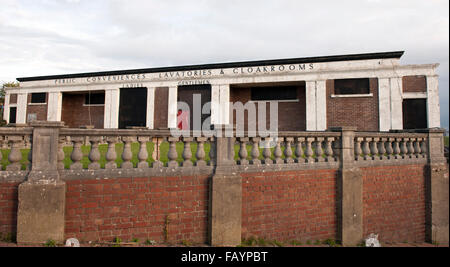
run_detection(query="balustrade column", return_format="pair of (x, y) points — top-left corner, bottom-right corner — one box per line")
(167, 137), (179, 168)
(152, 137), (164, 168)
(105, 137), (118, 169)
(400, 138), (408, 159)
(284, 138), (294, 164)
(378, 138), (387, 160)
(407, 138), (415, 159)
(195, 137), (207, 167)
(385, 138), (394, 159)
(138, 137), (150, 168)
(305, 137), (314, 163)
(324, 137), (335, 162)
(182, 137), (193, 167)
(88, 137), (102, 170)
(370, 138), (379, 161)
(362, 138), (371, 161)
(121, 137), (135, 169)
(314, 137), (324, 163)
(420, 138), (427, 158)
(250, 137), (261, 165)
(6, 137), (23, 171)
(393, 138), (401, 159)
(295, 138), (305, 163)
(238, 138), (249, 165)
(70, 136), (84, 170)
(274, 138), (284, 164)
(414, 138), (422, 159)
(263, 137), (272, 165)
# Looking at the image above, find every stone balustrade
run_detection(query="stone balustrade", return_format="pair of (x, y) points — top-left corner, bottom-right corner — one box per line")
(353, 132), (428, 165)
(1, 123), (447, 246)
(0, 127), (33, 172)
(0, 125), (436, 175)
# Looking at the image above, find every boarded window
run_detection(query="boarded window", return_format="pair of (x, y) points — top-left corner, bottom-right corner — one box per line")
(334, 78), (370, 95)
(251, 86), (298, 101)
(403, 99), (428, 129)
(31, 93), (47, 104)
(85, 92), (105, 105)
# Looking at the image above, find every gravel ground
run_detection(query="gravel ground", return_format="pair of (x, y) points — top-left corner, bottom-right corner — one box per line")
(0, 241), (447, 248)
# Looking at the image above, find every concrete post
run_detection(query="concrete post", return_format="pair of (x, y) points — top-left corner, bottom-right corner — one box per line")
(420, 128), (449, 244)
(17, 121), (66, 245)
(331, 127), (363, 246)
(209, 128), (242, 246)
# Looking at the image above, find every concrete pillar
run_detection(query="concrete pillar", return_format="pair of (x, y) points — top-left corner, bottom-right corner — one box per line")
(17, 121), (66, 245)
(378, 78), (391, 132)
(426, 75), (441, 128)
(316, 80), (327, 131)
(211, 85), (221, 125)
(3, 93), (10, 122)
(16, 93), (28, 124)
(168, 86), (178, 129)
(390, 77), (403, 130)
(104, 89), (120, 129)
(306, 81), (317, 131)
(331, 126), (363, 246)
(47, 92), (62, 122)
(219, 84), (230, 125)
(146, 87), (156, 129)
(209, 132), (242, 246)
(420, 128), (448, 244)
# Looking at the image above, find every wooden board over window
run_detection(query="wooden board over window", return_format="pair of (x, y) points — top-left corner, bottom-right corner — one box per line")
(334, 78), (370, 95)
(251, 86), (298, 101)
(30, 93), (47, 104)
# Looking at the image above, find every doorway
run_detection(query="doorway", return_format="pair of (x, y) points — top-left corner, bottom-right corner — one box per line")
(177, 85), (212, 131)
(119, 87), (147, 129)
(9, 107), (17, 124)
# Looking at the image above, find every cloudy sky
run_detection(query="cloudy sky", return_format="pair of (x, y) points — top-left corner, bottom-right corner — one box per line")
(0, 0), (448, 130)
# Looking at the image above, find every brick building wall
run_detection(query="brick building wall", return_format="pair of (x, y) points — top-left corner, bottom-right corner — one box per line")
(26, 93), (48, 122)
(241, 170), (338, 243)
(326, 78), (380, 131)
(61, 93), (104, 129)
(9, 94), (17, 104)
(230, 85), (307, 131)
(403, 76), (427, 93)
(154, 87), (169, 129)
(362, 164), (426, 242)
(64, 175), (210, 243)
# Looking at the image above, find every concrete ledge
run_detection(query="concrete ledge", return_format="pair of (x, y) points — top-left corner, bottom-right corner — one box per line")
(0, 171), (29, 183)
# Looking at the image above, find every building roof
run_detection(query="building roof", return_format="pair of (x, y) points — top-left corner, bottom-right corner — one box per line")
(17, 51), (404, 82)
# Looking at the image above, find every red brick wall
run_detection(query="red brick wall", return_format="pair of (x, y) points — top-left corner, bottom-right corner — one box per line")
(362, 165), (426, 242)
(0, 182), (20, 237)
(241, 170), (338, 242)
(65, 176), (210, 244)
(27, 93), (48, 122)
(403, 76), (427, 93)
(326, 78), (379, 131)
(230, 86), (306, 131)
(61, 93), (104, 129)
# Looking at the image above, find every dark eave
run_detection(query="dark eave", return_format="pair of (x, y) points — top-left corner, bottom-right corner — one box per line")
(17, 51), (404, 82)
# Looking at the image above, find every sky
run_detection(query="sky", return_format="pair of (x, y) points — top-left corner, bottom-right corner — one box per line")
(0, 0), (448, 130)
